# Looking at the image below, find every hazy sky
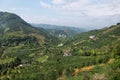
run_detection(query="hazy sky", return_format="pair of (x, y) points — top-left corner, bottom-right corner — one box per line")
(0, 0), (120, 28)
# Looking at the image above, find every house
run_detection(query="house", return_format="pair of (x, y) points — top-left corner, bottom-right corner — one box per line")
(59, 34), (67, 38)
(19, 64), (23, 67)
(57, 43), (63, 47)
(18, 64), (30, 67)
(63, 50), (72, 56)
(89, 35), (96, 39)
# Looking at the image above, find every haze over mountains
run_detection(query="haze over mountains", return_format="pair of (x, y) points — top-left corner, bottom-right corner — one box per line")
(0, 11), (88, 38)
(0, 11), (120, 80)
(32, 24), (87, 37)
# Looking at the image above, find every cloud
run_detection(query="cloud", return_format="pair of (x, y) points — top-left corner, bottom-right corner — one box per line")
(22, 15), (60, 25)
(40, 0), (120, 17)
(52, 0), (65, 4)
(37, 0), (120, 28)
(40, 1), (52, 8)
(0, 8), (4, 11)
(10, 7), (30, 11)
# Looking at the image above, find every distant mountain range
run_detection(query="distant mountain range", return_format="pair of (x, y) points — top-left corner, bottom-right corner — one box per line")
(0, 11), (120, 80)
(1, 11), (119, 48)
(32, 24), (87, 37)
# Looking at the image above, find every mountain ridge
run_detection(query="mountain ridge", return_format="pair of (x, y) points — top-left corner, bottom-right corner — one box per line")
(67, 23), (120, 50)
(0, 12), (59, 46)
(0, 11), (120, 80)
(32, 23), (87, 37)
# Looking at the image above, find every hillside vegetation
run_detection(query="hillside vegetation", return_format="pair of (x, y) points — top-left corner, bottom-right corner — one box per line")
(0, 12), (59, 46)
(0, 12), (120, 80)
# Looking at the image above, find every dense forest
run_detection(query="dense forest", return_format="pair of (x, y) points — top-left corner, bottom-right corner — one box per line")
(0, 12), (120, 80)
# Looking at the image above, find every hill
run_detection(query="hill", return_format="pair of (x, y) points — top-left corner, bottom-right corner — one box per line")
(0, 12), (120, 80)
(0, 12), (58, 46)
(32, 24), (87, 37)
(68, 23), (120, 50)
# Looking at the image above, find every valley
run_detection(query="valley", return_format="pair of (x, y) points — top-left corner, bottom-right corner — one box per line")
(0, 12), (120, 80)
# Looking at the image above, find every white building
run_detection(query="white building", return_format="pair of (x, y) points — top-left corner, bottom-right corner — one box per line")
(89, 35), (96, 39)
